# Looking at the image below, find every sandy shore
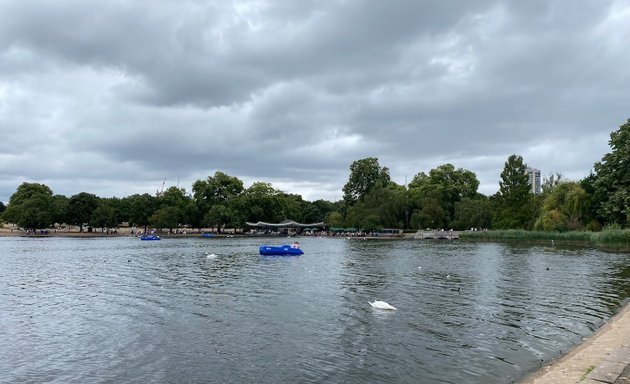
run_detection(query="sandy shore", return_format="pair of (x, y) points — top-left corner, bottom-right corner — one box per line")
(521, 302), (630, 383)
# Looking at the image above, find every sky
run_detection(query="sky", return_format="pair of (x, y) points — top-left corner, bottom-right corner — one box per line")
(1, 0), (629, 204)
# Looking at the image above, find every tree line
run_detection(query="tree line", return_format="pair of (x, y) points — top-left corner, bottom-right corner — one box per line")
(2, 118), (629, 233)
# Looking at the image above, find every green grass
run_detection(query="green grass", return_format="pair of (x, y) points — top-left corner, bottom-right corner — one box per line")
(579, 365), (596, 382)
(460, 228), (630, 250)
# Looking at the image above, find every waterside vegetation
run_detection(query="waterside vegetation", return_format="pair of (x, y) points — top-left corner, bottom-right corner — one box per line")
(1, 118), (630, 240)
(461, 227), (630, 250)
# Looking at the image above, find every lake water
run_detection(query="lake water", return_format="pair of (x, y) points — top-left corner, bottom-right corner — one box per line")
(1, 236), (629, 383)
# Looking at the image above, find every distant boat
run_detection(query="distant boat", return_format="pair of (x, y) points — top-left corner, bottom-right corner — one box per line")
(200, 233), (214, 238)
(140, 235), (161, 241)
(259, 245), (303, 256)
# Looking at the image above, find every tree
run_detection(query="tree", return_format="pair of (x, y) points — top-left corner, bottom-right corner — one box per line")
(193, 171), (244, 231)
(0, 201), (6, 216)
(125, 193), (158, 232)
(408, 163), (479, 227)
(157, 186), (191, 228)
(2, 183), (54, 229)
(342, 158), (390, 207)
(91, 198), (120, 230)
(580, 171), (603, 229)
(535, 209), (569, 232)
(593, 118), (630, 226)
(240, 182), (284, 224)
(150, 206), (181, 232)
(534, 181), (591, 231)
(410, 193), (446, 229)
(493, 155), (538, 229)
(51, 195), (69, 225)
(312, 199), (342, 223)
(452, 196), (492, 230)
(325, 211), (344, 228)
(64, 193), (99, 231)
(541, 172), (563, 195)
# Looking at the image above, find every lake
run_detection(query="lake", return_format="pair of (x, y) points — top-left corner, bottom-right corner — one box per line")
(1, 236), (629, 383)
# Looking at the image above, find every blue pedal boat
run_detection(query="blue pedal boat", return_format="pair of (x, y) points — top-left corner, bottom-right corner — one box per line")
(259, 245), (303, 256)
(140, 235), (161, 240)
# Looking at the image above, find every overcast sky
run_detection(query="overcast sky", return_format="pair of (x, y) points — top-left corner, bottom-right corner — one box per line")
(1, 1), (629, 204)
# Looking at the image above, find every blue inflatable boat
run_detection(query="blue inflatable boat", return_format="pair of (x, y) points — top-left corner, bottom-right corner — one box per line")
(140, 235), (161, 240)
(259, 245), (304, 256)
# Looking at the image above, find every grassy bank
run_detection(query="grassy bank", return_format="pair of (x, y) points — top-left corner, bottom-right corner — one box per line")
(460, 228), (630, 251)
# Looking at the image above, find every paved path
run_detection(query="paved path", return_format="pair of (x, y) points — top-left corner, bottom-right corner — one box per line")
(521, 303), (630, 383)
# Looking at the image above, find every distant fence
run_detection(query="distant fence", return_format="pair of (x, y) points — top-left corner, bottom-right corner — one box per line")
(413, 230), (460, 240)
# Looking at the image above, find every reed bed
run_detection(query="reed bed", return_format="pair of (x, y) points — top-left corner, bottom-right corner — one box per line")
(460, 228), (630, 250)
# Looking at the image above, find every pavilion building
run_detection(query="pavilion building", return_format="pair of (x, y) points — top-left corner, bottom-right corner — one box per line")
(245, 219), (326, 235)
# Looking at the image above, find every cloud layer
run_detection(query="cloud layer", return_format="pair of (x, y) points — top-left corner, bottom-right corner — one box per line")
(1, 0), (628, 202)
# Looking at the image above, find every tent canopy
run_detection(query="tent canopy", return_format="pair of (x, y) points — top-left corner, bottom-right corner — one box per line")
(246, 219), (326, 228)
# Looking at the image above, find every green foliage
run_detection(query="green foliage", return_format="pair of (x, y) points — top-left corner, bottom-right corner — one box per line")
(410, 195), (446, 229)
(534, 181), (591, 231)
(193, 171), (244, 208)
(91, 199), (120, 230)
(345, 185), (408, 230)
(156, 186), (192, 228)
(150, 206), (181, 231)
(534, 209), (569, 232)
(3, 182), (55, 229)
(592, 227), (629, 245)
(51, 195), (69, 225)
(541, 172), (563, 196)
(239, 182), (284, 223)
(125, 193), (157, 229)
(498, 155), (530, 202)
(452, 196), (492, 230)
(493, 155), (539, 229)
(408, 163), (480, 228)
(192, 171), (245, 231)
(462, 227), (630, 249)
(342, 157), (390, 207)
(64, 192), (99, 229)
(312, 199), (339, 221)
(325, 211), (344, 228)
(580, 365), (596, 382)
(461, 229), (592, 242)
(17, 195), (54, 229)
(593, 118), (630, 226)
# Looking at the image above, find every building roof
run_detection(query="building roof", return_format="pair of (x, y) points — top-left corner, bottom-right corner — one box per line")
(245, 219), (326, 228)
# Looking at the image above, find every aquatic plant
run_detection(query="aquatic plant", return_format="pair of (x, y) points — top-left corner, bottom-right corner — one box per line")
(461, 228), (630, 250)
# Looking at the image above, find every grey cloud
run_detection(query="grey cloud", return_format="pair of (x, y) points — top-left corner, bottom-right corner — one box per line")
(1, 0), (629, 203)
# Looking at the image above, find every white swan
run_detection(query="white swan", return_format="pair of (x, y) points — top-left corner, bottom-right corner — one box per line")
(205, 252), (218, 259)
(369, 301), (397, 310)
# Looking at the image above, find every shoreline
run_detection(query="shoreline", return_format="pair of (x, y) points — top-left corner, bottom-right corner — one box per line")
(0, 227), (409, 239)
(520, 301), (630, 383)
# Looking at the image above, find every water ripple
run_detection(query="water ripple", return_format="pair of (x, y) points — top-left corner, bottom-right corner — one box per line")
(0, 237), (628, 383)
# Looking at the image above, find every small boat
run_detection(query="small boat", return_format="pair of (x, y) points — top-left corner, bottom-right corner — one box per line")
(259, 245), (303, 256)
(140, 235), (161, 241)
(200, 233), (214, 238)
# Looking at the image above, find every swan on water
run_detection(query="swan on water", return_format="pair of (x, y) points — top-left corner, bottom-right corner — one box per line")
(205, 252), (218, 259)
(369, 301), (397, 310)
